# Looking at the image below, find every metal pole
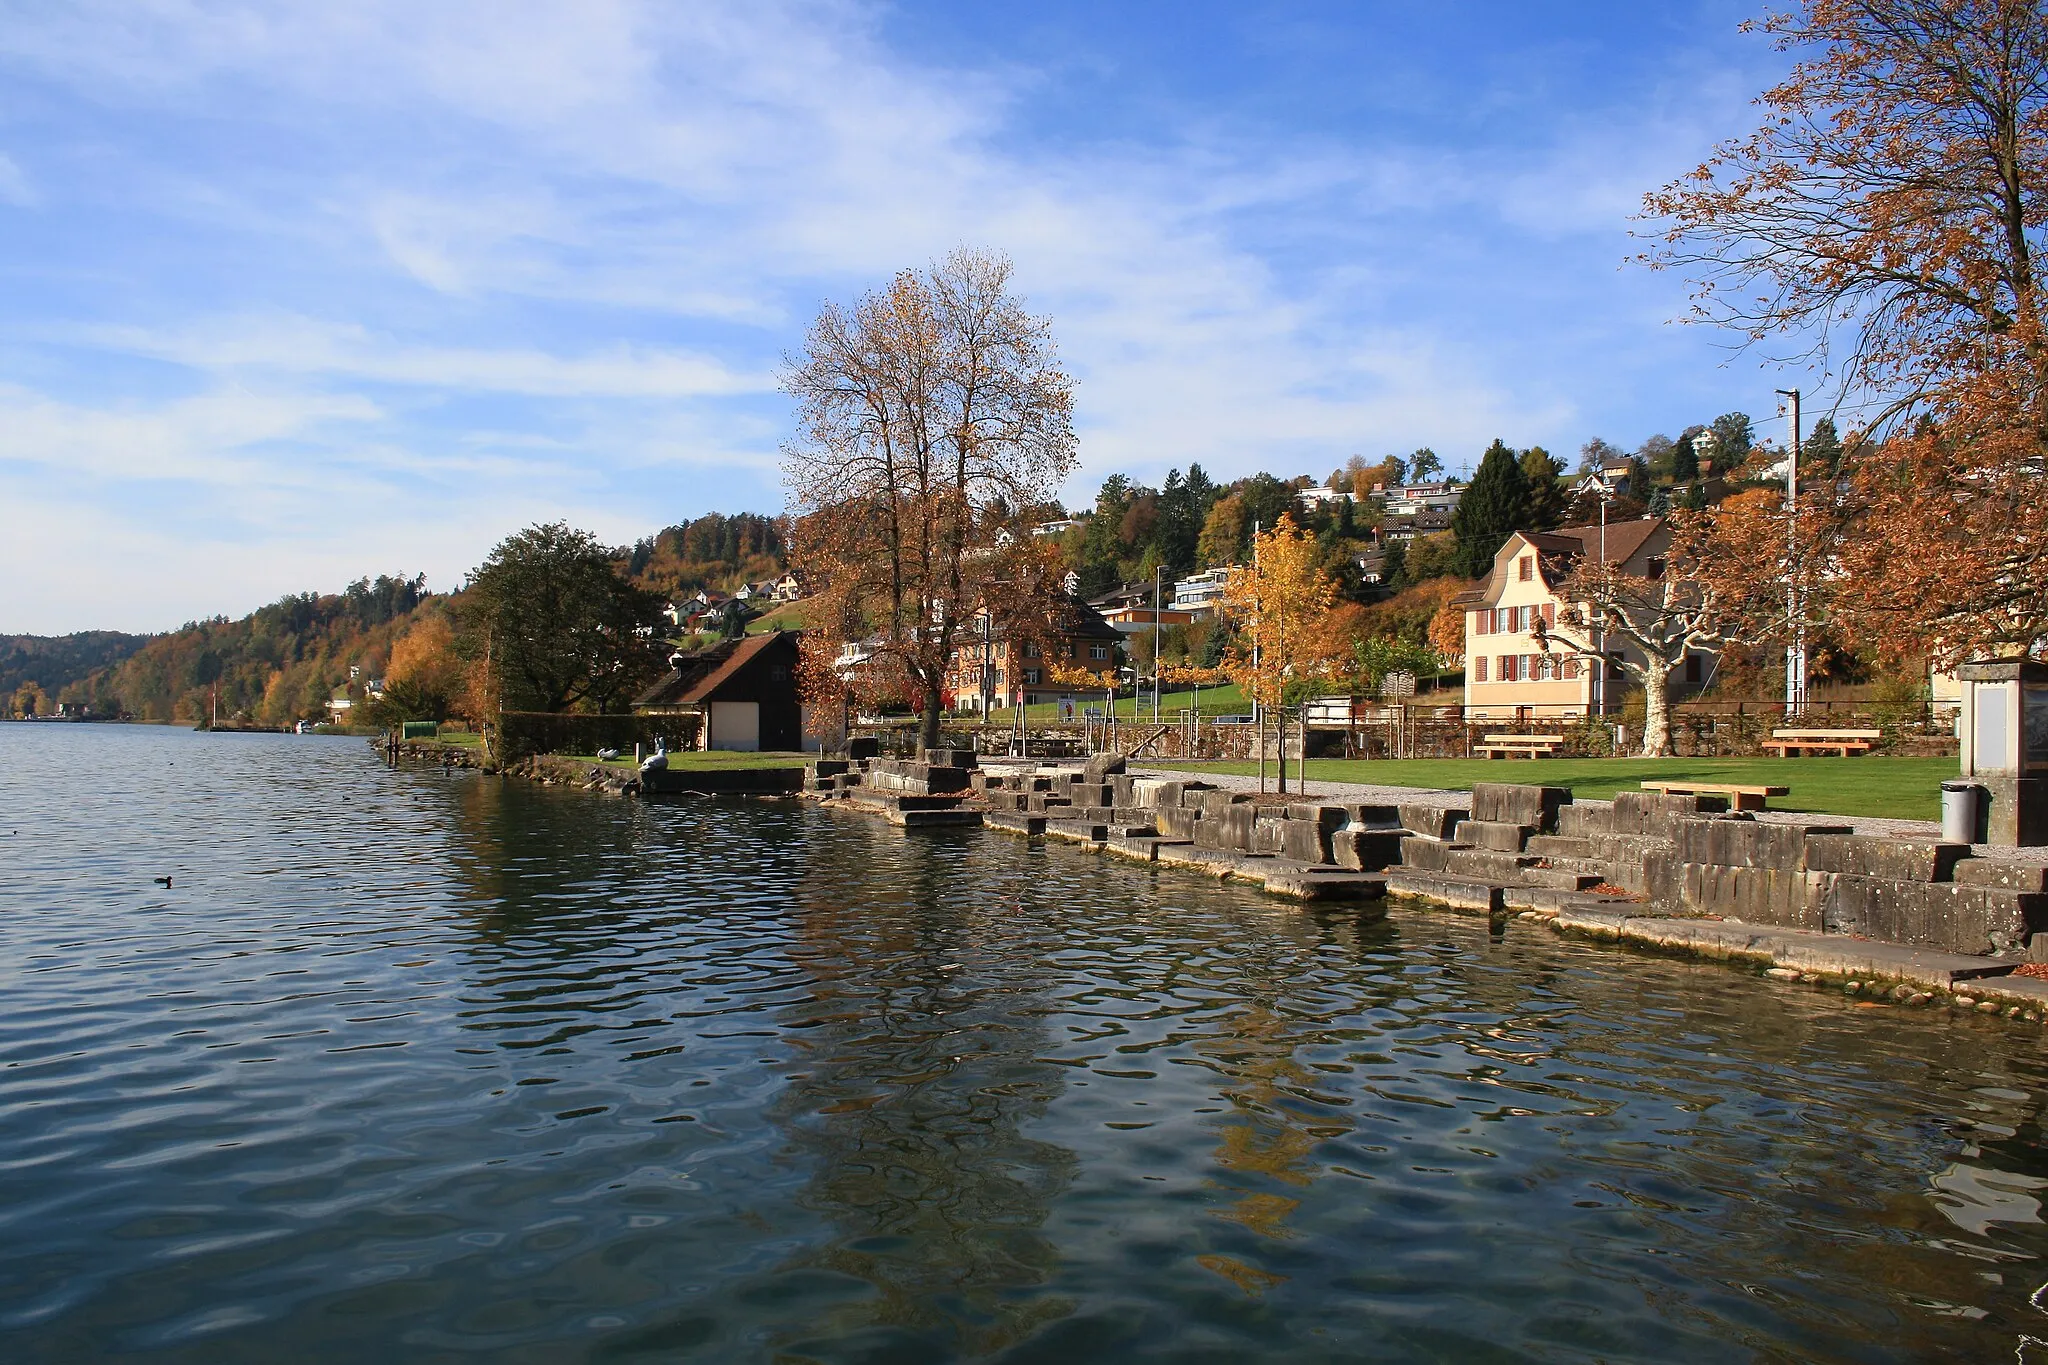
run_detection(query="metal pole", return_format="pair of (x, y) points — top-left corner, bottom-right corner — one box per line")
(1152, 564), (1163, 723)
(1776, 388), (1805, 716)
(1594, 493), (1607, 717)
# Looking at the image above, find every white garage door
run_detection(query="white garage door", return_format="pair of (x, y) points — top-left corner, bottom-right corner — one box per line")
(708, 701), (761, 751)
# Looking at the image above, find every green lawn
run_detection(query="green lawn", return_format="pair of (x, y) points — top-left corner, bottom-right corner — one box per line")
(1145, 756), (1960, 822)
(561, 749), (811, 770)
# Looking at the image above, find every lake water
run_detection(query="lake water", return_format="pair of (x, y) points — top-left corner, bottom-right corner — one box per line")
(5, 723), (2048, 1362)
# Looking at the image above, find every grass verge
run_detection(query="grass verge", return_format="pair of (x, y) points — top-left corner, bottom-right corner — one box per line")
(1144, 755), (1959, 822)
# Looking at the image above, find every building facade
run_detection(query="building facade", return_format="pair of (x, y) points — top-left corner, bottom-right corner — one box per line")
(1458, 517), (1713, 720)
(944, 598), (1124, 712)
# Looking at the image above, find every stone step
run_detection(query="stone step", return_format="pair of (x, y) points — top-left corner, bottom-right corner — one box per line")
(1444, 847), (1542, 882)
(1525, 834), (1593, 859)
(1515, 866), (1606, 891)
(1383, 870), (1506, 913)
(1255, 863), (1389, 902)
(984, 811), (1047, 836)
(1502, 885), (1641, 913)
(1452, 819), (1535, 853)
(1397, 835), (1459, 873)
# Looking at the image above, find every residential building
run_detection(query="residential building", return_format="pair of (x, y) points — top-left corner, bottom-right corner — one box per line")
(1380, 509), (1455, 543)
(1033, 517), (1082, 538)
(1370, 482), (1464, 516)
(635, 629), (803, 751)
(770, 571), (804, 603)
(1169, 566), (1233, 619)
(1457, 516), (1714, 720)
(943, 597), (1124, 712)
(1087, 581), (1198, 634)
(1296, 486), (1354, 512)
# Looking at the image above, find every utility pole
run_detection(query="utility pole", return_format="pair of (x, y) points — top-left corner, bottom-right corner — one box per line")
(1253, 520), (1264, 795)
(1152, 564), (1163, 723)
(1775, 388), (1806, 716)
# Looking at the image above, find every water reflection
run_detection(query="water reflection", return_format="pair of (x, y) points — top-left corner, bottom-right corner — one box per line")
(764, 824), (1078, 1356)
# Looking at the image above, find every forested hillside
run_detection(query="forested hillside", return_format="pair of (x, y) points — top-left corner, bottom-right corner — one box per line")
(624, 512), (785, 601)
(1, 631), (152, 703)
(63, 575), (433, 726)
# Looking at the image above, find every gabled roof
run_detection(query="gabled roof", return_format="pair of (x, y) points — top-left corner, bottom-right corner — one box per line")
(634, 630), (794, 708)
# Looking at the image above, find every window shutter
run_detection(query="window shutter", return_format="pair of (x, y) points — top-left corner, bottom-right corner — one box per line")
(1543, 603), (1556, 626)
(1474, 657), (1487, 682)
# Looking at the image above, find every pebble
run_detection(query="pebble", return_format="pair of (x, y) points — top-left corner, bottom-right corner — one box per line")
(1979, 1001), (2003, 1014)
(1910, 993), (1934, 1005)
(1799, 974), (1820, 984)
(1891, 984), (1915, 1002)
(1953, 996), (1978, 1008)
(1765, 967), (1800, 981)
(1845, 981), (1861, 992)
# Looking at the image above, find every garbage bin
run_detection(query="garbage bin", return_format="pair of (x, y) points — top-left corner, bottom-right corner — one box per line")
(1941, 780), (1984, 845)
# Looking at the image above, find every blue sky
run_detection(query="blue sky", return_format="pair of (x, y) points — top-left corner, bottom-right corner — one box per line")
(0, 0), (1805, 634)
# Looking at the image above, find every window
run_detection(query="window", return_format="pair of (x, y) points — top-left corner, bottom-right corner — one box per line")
(1021, 641), (1040, 658)
(1024, 668), (1041, 685)
(1498, 654), (1518, 682)
(1685, 654), (1703, 683)
(1518, 555), (1533, 582)
(1646, 557), (1666, 580)
(1474, 657), (1488, 682)
(1090, 643), (1110, 660)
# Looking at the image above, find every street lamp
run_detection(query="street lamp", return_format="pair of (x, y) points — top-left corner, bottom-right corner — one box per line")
(1572, 473), (1616, 716)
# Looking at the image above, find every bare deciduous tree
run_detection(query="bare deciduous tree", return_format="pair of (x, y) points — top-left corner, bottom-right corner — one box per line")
(782, 249), (1080, 748)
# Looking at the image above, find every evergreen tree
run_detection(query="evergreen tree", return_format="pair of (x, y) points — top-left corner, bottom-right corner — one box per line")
(1449, 439), (1530, 577)
(1335, 495), (1355, 539)
(1409, 447), (1444, 482)
(1805, 416), (1844, 478)
(1518, 446), (1566, 530)
(1379, 538), (1408, 591)
(1709, 412), (1753, 474)
(1672, 425), (1704, 482)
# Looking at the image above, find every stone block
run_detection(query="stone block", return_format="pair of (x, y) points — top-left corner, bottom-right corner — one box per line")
(1823, 875), (2048, 957)
(846, 736), (880, 761)
(1111, 775), (1136, 807)
(812, 759), (851, 778)
(1445, 847), (1539, 882)
(1471, 783), (1569, 832)
(922, 747), (977, 769)
(1084, 753), (1127, 781)
(1069, 782), (1114, 808)
(1383, 870), (1506, 912)
(1195, 804), (1255, 852)
(1332, 829), (1408, 871)
(1253, 815), (1289, 855)
(1129, 778), (1182, 810)
(1157, 806), (1199, 840)
(1281, 818), (1333, 865)
(1661, 860), (1831, 931)
(1025, 794), (1071, 814)
(1557, 802), (1616, 837)
(1452, 820), (1533, 853)
(985, 810), (1046, 836)
(1198, 789), (1251, 818)
(1526, 835), (1593, 859)
(1286, 803), (1350, 832)
(1345, 803), (1403, 828)
(1258, 868), (1389, 903)
(1400, 804), (1467, 839)
(1954, 859), (2048, 894)
(1397, 835), (1454, 873)
(1672, 819), (1850, 871)
(1612, 790), (1728, 834)
(1804, 834), (1969, 884)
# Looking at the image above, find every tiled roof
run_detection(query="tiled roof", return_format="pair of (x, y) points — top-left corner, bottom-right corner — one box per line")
(634, 631), (789, 707)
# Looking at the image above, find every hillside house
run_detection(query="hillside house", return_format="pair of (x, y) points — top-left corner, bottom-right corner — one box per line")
(1457, 517), (1714, 721)
(1087, 581), (1198, 634)
(1169, 566), (1233, 619)
(634, 629), (803, 751)
(944, 597), (1124, 712)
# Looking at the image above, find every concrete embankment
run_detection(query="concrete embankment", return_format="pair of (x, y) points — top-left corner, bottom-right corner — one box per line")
(804, 749), (2048, 1028)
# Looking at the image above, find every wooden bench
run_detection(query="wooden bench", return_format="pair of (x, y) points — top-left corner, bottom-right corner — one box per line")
(1762, 727), (1881, 757)
(1475, 733), (1564, 759)
(1641, 779), (1789, 812)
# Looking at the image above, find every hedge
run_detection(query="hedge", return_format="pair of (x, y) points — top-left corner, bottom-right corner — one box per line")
(494, 711), (702, 763)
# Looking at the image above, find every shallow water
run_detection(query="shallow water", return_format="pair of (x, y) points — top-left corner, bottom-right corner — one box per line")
(4, 723), (2048, 1362)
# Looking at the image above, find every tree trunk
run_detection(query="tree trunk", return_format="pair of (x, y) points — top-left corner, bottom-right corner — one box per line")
(1639, 657), (1673, 757)
(918, 676), (944, 754)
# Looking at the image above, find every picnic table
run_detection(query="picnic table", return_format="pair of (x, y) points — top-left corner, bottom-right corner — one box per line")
(1763, 727), (1880, 757)
(1641, 779), (1789, 812)
(1475, 733), (1564, 759)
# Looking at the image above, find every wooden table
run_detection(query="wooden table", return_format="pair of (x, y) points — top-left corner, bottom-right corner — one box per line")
(1640, 779), (1790, 811)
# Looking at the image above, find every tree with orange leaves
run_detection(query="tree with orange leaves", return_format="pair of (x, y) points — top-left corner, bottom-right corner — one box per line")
(1642, 0), (2048, 663)
(1221, 517), (1339, 710)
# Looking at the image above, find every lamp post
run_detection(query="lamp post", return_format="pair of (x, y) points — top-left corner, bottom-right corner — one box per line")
(1572, 473), (1616, 717)
(1775, 389), (1806, 716)
(1152, 564), (1164, 723)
